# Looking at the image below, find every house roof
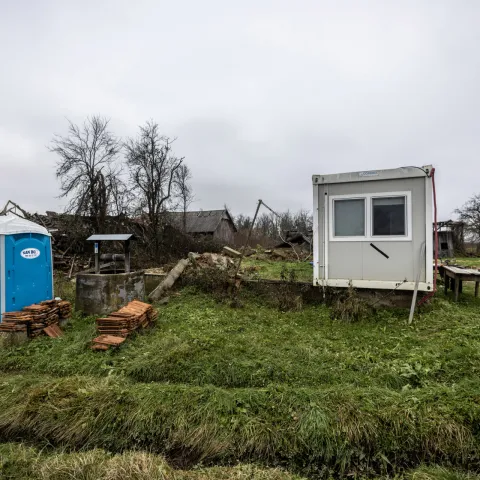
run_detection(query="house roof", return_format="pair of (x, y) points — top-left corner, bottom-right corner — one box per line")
(167, 209), (237, 234)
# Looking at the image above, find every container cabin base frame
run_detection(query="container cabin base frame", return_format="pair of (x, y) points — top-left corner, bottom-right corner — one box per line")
(315, 279), (432, 292)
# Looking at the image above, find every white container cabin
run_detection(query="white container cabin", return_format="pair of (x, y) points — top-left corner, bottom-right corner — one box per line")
(312, 166), (434, 292)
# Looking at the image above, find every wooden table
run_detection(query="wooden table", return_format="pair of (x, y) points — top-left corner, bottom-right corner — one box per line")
(442, 266), (480, 301)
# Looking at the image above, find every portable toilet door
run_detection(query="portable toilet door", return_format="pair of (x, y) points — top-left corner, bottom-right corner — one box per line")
(0, 215), (53, 320)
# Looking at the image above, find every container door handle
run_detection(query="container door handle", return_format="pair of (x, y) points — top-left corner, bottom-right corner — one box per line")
(370, 243), (389, 259)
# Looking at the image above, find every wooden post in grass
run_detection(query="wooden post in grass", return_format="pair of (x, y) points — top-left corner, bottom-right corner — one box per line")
(148, 258), (190, 302)
(94, 242), (100, 274)
(124, 240), (131, 274)
(454, 278), (460, 302)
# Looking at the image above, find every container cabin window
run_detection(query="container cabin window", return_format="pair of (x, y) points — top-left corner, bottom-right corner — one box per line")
(372, 196), (406, 236)
(333, 199), (365, 237)
(330, 191), (412, 242)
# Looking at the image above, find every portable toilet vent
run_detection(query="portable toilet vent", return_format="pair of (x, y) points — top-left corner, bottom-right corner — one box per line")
(0, 214), (53, 321)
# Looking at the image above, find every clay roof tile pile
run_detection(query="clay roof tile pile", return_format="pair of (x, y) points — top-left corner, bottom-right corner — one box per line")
(92, 300), (157, 351)
(0, 299), (72, 338)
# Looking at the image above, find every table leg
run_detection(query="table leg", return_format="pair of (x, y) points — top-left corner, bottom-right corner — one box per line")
(444, 276), (448, 295)
(459, 281), (463, 293)
(475, 282), (479, 298)
(454, 277), (460, 302)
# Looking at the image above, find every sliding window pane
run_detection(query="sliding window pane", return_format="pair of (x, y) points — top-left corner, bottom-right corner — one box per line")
(334, 199), (365, 236)
(372, 196), (406, 236)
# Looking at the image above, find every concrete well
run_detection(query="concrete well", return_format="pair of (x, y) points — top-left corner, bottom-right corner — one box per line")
(76, 270), (145, 315)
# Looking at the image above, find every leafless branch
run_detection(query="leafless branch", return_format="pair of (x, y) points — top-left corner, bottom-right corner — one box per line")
(49, 116), (123, 232)
(124, 120), (185, 248)
(173, 164), (194, 231)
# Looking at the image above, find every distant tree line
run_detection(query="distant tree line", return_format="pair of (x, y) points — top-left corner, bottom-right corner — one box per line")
(234, 210), (313, 248)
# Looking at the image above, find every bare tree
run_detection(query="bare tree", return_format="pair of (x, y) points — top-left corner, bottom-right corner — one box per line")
(174, 164), (194, 231)
(125, 121), (183, 247)
(235, 214), (252, 231)
(256, 212), (275, 238)
(234, 209), (313, 248)
(110, 173), (132, 217)
(456, 194), (480, 250)
(293, 209), (313, 233)
(49, 116), (123, 232)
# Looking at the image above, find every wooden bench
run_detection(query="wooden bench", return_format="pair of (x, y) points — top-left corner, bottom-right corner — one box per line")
(442, 266), (480, 301)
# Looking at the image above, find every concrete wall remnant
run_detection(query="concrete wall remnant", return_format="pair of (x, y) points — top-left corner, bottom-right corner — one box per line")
(76, 271), (145, 316)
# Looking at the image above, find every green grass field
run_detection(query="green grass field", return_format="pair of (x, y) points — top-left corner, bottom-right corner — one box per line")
(241, 256), (480, 284)
(1, 271), (480, 478)
(242, 257), (313, 282)
(441, 257), (480, 268)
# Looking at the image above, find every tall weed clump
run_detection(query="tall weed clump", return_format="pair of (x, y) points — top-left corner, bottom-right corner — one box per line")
(275, 266), (303, 312)
(181, 264), (232, 303)
(0, 443), (303, 479)
(330, 285), (371, 322)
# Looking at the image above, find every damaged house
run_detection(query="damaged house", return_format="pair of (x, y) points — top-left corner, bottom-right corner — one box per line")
(167, 209), (237, 244)
(436, 220), (465, 258)
(275, 230), (312, 252)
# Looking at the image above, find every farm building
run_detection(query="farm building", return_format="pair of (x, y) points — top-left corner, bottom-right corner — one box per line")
(167, 209), (237, 244)
(312, 166), (434, 292)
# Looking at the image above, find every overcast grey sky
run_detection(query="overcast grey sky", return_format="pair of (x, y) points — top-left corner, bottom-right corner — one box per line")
(1, 0), (479, 218)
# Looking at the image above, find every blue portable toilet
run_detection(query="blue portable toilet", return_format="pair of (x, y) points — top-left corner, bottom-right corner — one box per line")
(0, 215), (53, 321)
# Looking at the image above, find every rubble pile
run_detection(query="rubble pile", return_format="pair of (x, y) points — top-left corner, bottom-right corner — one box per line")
(188, 252), (235, 270)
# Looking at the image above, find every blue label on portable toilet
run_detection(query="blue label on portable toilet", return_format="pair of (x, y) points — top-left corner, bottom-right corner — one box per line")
(94, 242), (98, 254)
(20, 248), (41, 259)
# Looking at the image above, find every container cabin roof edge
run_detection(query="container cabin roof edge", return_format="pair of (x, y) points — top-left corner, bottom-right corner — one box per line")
(312, 165), (433, 185)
